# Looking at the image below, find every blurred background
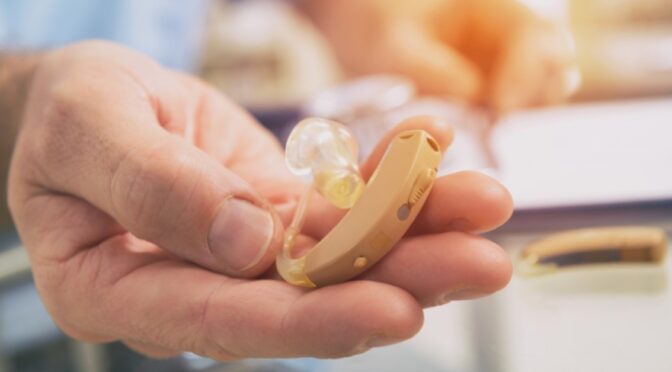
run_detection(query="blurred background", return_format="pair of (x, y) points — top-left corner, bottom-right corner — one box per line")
(1, 0), (671, 371)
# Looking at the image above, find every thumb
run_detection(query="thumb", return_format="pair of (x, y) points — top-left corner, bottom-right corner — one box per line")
(29, 93), (282, 278)
(105, 131), (281, 277)
(382, 23), (484, 99)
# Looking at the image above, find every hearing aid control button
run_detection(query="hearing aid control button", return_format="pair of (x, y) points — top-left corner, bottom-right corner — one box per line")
(408, 168), (436, 206)
(353, 256), (368, 269)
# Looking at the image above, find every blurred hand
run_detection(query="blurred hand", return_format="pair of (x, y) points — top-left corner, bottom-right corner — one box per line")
(8, 41), (512, 359)
(305, 0), (578, 113)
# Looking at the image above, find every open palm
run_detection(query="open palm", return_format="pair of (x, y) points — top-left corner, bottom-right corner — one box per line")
(9, 42), (512, 359)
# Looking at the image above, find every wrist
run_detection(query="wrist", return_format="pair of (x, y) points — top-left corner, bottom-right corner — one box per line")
(0, 52), (42, 229)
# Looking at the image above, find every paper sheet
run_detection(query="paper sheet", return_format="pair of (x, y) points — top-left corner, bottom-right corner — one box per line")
(491, 97), (672, 209)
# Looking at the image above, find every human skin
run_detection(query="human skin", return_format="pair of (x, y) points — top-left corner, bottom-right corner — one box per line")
(303, 0), (578, 113)
(3, 41), (513, 359)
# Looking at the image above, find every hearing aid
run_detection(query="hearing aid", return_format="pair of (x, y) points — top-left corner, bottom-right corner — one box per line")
(518, 226), (668, 276)
(277, 118), (443, 287)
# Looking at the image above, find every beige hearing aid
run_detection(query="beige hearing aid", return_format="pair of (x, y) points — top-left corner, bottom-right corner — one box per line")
(518, 226), (668, 276)
(277, 118), (443, 287)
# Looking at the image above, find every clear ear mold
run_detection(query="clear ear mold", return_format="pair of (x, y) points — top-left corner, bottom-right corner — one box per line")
(285, 118), (364, 209)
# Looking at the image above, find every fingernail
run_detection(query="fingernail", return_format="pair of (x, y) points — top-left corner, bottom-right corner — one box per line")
(447, 218), (473, 231)
(436, 288), (485, 306)
(208, 198), (275, 272)
(437, 289), (466, 305)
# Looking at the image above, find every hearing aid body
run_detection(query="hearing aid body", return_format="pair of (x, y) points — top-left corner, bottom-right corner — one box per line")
(277, 123), (442, 287)
(518, 226), (668, 276)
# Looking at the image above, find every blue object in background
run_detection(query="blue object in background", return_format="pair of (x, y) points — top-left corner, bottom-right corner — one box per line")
(0, 0), (210, 71)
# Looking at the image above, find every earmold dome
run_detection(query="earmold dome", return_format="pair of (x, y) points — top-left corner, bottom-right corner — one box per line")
(285, 118), (364, 209)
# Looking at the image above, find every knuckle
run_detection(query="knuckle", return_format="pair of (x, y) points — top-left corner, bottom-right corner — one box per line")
(25, 80), (93, 182)
(110, 140), (203, 240)
(41, 81), (84, 132)
(34, 66), (100, 144)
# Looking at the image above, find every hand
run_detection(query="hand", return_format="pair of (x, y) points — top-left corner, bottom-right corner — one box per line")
(8, 41), (512, 359)
(304, 0), (578, 113)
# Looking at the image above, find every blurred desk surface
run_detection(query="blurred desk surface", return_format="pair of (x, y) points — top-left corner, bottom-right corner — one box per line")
(326, 202), (672, 372)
